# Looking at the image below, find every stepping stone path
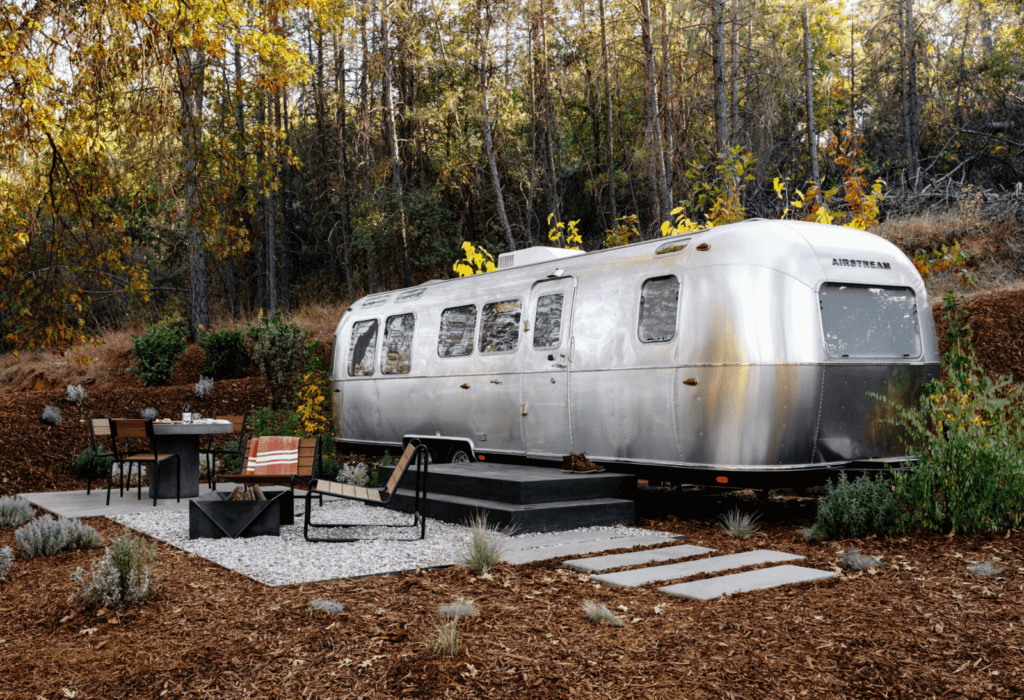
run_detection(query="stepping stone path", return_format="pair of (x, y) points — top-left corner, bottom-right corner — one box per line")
(502, 532), (682, 565)
(562, 546), (836, 600)
(562, 544), (716, 573)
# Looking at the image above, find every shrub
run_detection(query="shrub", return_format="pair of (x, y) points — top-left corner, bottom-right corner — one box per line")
(0, 546), (12, 583)
(337, 462), (368, 486)
(308, 599), (345, 615)
(247, 312), (311, 407)
(130, 325), (187, 386)
(461, 512), (516, 573)
(816, 472), (897, 540)
(69, 529), (157, 609)
(139, 407), (157, 420)
(0, 496), (33, 528)
(582, 601), (624, 627)
(219, 440), (243, 475)
(195, 376), (214, 401)
(16, 515), (101, 557)
(74, 447), (113, 481)
(66, 384), (87, 406)
(878, 292), (1024, 534)
(438, 598), (479, 619)
(42, 405), (61, 425)
(717, 508), (761, 539)
(839, 546), (883, 571)
(199, 328), (250, 380)
(247, 407), (303, 438)
(426, 617), (460, 656)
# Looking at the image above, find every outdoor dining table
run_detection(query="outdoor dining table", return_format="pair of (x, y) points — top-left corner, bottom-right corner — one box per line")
(149, 419), (234, 499)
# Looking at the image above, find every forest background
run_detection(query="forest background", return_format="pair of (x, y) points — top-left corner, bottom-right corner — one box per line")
(1, 0), (1022, 351)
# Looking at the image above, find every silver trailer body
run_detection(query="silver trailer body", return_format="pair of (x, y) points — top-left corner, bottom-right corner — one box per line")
(330, 219), (940, 485)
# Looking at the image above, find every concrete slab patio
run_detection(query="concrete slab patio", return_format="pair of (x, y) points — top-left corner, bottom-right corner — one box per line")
(590, 549), (805, 588)
(658, 565), (836, 600)
(502, 533), (683, 565)
(21, 489), (194, 518)
(562, 544), (716, 573)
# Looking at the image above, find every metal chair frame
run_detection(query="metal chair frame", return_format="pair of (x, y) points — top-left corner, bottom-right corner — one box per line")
(204, 412), (250, 490)
(108, 419), (181, 507)
(302, 442), (429, 543)
(87, 418), (117, 496)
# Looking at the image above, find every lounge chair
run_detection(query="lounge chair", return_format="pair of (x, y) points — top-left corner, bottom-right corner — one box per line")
(302, 442), (429, 542)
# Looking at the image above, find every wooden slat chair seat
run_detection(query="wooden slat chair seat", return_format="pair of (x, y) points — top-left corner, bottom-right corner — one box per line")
(303, 442), (429, 543)
(205, 413), (249, 491)
(219, 436), (321, 497)
(87, 418), (117, 496)
(108, 419), (181, 507)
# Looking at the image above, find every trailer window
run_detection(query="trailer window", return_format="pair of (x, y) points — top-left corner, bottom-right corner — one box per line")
(819, 283), (921, 359)
(480, 300), (522, 353)
(347, 320), (378, 376)
(533, 293), (564, 348)
(638, 276), (679, 343)
(382, 314), (415, 374)
(438, 305), (477, 357)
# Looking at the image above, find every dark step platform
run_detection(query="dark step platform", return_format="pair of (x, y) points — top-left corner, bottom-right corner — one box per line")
(375, 462), (637, 534)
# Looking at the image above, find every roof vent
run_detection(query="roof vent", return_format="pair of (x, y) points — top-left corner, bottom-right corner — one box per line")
(497, 246), (585, 270)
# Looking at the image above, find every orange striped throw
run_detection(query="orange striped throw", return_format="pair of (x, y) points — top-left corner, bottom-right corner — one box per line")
(244, 436), (300, 475)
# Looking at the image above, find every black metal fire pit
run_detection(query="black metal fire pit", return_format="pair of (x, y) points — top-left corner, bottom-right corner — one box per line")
(189, 489), (292, 539)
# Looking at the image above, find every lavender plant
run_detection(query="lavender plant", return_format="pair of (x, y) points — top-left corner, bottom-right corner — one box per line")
(41, 405), (61, 425)
(0, 495), (33, 528)
(15, 515), (100, 557)
(69, 528), (156, 609)
(66, 384), (87, 406)
(582, 601), (624, 627)
(308, 599), (345, 615)
(0, 546), (13, 583)
(139, 407), (158, 420)
(195, 376), (214, 401)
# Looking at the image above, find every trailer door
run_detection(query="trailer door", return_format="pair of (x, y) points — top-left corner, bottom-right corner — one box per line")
(521, 277), (576, 457)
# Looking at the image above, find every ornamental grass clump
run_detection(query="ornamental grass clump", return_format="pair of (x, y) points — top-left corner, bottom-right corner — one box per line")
(582, 601), (624, 627)
(426, 617), (460, 656)
(438, 598), (479, 619)
(16, 515), (100, 557)
(0, 495), (33, 528)
(69, 528), (157, 609)
(461, 512), (516, 574)
(66, 384), (87, 406)
(816, 472), (897, 540)
(839, 546), (883, 571)
(717, 508), (761, 539)
(0, 546), (13, 583)
(41, 405), (61, 425)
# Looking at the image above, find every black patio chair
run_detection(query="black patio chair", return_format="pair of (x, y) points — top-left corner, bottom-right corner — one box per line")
(109, 419), (181, 506)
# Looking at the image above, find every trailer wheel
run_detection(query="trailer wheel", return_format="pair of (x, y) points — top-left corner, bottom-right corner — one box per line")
(447, 445), (472, 464)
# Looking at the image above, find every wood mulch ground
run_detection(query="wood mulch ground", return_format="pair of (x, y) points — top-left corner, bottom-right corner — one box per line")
(1, 499), (1021, 699)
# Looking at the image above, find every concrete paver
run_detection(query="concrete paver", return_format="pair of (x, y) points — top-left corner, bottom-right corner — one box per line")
(658, 564), (836, 600)
(591, 549), (804, 588)
(503, 534), (680, 565)
(562, 544), (716, 573)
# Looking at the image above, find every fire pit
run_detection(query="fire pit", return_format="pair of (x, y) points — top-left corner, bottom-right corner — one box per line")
(188, 488), (293, 539)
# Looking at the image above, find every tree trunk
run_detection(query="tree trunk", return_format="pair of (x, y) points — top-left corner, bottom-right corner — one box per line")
(712, 0), (729, 159)
(257, 91), (277, 315)
(641, 0), (669, 223)
(659, 0), (675, 206)
(380, 0), (413, 287)
(539, 0), (560, 228)
(279, 89), (291, 313)
(802, 2), (820, 194)
(336, 33), (356, 301)
(526, 18), (538, 246)
(905, 0), (921, 189)
(479, 2), (516, 252)
(176, 46), (210, 341)
(359, 2), (379, 294)
(598, 0), (617, 222)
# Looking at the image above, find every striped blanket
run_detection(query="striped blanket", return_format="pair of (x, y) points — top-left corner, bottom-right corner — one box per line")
(244, 436), (300, 475)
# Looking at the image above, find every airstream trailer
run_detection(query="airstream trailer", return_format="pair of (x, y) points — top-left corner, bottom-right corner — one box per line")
(330, 219), (940, 487)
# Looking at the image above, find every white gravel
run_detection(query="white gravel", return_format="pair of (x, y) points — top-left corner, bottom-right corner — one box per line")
(112, 500), (658, 587)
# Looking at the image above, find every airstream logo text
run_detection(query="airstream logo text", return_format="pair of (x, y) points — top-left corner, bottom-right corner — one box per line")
(832, 258), (891, 270)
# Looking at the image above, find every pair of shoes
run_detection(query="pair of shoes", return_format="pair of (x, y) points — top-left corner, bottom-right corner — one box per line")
(562, 453), (605, 474)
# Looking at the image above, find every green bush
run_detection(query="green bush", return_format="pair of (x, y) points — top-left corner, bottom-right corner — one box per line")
(247, 312), (311, 407)
(130, 325), (187, 386)
(74, 447), (113, 481)
(247, 407), (303, 437)
(816, 472), (897, 540)
(199, 329), (250, 380)
(879, 293), (1024, 534)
